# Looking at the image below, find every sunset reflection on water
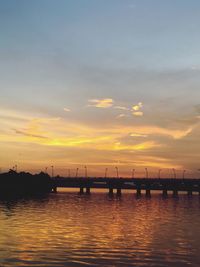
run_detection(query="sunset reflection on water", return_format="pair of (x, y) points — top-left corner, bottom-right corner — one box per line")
(0, 191), (199, 266)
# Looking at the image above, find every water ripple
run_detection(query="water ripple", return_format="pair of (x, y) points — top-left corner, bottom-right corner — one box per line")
(0, 192), (200, 266)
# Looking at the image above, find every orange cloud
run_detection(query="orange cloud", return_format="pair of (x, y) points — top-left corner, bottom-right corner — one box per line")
(130, 133), (148, 137)
(114, 106), (129, 110)
(132, 102), (143, 111)
(133, 111), (143, 116)
(88, 98), (114, 108)
(132, 102), (143, 116)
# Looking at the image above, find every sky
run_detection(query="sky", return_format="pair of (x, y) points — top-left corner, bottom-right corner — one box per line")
(0, 0), (200, 177)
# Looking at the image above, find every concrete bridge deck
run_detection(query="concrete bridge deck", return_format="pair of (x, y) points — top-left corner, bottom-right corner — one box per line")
(52, 177), (200, 196)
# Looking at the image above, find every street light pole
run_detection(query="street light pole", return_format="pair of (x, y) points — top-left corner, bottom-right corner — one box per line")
(51, 166), (54, 178)
(105, 168), (108, 178)
(75, 168), (79, 178)
(183, 170), (186, 179)
(84, 166), (87, 178)
(145, 168), (148, 179)
(172, 168), (176, 179)
(115, 166), (119, 178)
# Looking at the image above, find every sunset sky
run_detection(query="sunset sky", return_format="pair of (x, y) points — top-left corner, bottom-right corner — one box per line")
(0, 0), (200, 177)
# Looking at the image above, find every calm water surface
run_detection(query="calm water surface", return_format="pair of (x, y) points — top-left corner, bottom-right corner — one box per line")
(0, 190), (200, 267)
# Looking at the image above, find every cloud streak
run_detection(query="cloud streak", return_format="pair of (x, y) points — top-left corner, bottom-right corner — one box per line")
(116, 114), (127, 119)
(88, 98), (114, 108)
(114, 106), (129, 111)
(14, 129), (48, 139)
(64, 107), (71, 112)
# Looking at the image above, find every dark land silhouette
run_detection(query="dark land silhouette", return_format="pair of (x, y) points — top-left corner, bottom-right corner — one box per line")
(0, 170), (52, 198)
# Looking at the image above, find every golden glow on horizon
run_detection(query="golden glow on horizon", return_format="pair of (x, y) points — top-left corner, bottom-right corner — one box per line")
(0, 106), (199, 173)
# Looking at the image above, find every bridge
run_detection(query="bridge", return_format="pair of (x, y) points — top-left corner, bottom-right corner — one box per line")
(52, 177), (200, 197)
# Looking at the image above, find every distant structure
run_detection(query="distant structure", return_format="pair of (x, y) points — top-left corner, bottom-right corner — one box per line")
(1, 170), (200, 199)
(52, 176), (200, 197)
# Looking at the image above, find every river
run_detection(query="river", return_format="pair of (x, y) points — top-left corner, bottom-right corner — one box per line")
(0, 190), (200, 266)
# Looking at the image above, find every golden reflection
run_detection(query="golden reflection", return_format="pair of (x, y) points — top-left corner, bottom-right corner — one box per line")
(1, 193), (193, 266)
(0, 196), (163, 263)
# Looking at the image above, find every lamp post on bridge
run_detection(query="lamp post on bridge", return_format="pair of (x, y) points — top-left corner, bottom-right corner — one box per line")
(68, 169), (71, 178)
(75, 168), (79, 178)
(105, 168), (108, 178)
(145, 168), (148, 179)
(84, 166), (88, 178)
(132, 169), (135, 178)
(172, 168), (176, 179)
(115, 166), (119, 178)
(51, 166), (54, 178)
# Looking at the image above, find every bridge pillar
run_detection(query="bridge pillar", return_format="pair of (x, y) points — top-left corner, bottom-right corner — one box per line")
(136, 189), (141, 197)
(116, 188), (121, 197)
(79, 187), (84, 194)
(173, 190), (178, 197)
(109, 188), (114, 196)
(86, 187), (91, 195)
(146, 189), (151, 197)
(162, 189), (168, 197)
(188, 190), (193, 196)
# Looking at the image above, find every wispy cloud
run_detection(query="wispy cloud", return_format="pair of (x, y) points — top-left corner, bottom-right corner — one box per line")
(63, 107), (71, 112)
(116, 114), (126, 119)
(14, 129), (48, 139)
(114, 106), (129, 111)
(88, 98), (114, 108)
(130, 133), (148, 138)
(114, 141), (161, 151)
(128, 126), (193, 140)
